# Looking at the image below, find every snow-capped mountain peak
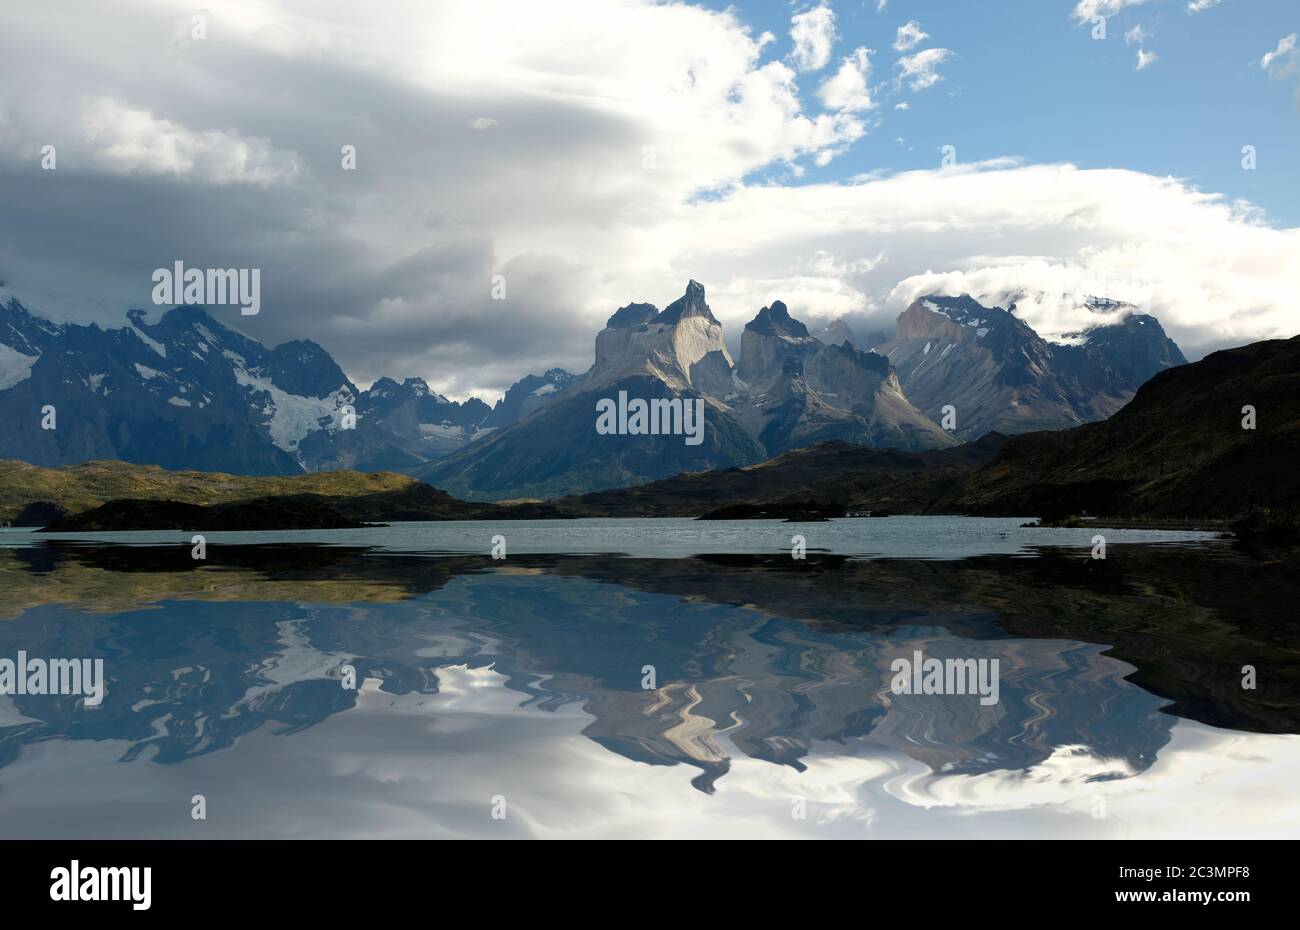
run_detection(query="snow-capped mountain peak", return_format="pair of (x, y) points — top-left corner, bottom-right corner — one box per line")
(0, 294), (572, 474)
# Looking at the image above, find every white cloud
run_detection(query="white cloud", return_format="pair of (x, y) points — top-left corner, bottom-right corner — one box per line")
(1072, 0), (1154, 24)
(896, 48), (954, 91)
(808, 249), (886, 277)
(1261, 33), (1298, 77)
(1124, 24), (1148, 45)
(1186, 0), (1222, 12)
(790, 3), (837, 73)
(627, 162), (1300, 361)
(79, 97), (302, 185)
(2, 0), (866, 224)
(895, 102), (910, 111)
(1136, 48), (1159, 70)
(818, 47), (875, 112)
(893, 20), (928, 53)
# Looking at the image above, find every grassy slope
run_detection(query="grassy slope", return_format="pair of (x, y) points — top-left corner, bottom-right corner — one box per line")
(941, 336), (1300, 519)
(0, 459), (417, 523)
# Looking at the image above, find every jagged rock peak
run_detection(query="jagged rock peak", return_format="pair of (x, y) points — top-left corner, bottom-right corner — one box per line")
(813, 319), (857, 347)
(896, 294), (1013, 340)
(914, 294), (1004, 323)
(747, 300), (809, 339)
(658, 280), (718, 326)
(606, 302), (658, 329)
(826, 339), (890, 373)
(394, 377), (451, 402)
(1083, 295), (1138, 314)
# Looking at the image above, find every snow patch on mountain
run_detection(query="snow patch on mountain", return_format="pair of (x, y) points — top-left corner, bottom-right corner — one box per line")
(0, 343), (39, 390)
(126, 322), (167, 357)
(234, 367), (354, 452)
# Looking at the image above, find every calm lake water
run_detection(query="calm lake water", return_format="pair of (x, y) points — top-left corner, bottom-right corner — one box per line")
(0, 517), (1296, 839)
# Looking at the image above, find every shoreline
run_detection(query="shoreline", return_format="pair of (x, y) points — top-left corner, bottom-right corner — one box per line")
(1027, 517), (1231, 533)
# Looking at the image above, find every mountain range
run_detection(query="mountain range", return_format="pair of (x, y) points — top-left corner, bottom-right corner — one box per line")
(418, 282), (1186, 498)
(1, 280), (1186, 499)
(560, 333), (1298, 525)
(0, 293), (573, 475)
(4, 332), (1293, 531)
(878, 295), (1186, 440)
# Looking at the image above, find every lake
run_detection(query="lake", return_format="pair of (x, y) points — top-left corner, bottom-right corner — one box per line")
(0, 517), (1296, 839)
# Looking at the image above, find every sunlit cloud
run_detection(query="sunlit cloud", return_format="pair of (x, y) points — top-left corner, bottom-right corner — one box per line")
(790, 2), (837, 73)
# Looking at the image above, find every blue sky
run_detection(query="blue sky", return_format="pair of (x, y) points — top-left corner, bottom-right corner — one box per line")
(708, 0), (1300, 225)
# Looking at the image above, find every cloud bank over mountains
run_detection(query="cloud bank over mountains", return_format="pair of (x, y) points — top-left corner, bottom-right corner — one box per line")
(0, 0), (1295, 400)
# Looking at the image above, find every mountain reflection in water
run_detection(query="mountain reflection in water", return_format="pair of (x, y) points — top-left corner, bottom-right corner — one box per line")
(0, 533), (1296, 838)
